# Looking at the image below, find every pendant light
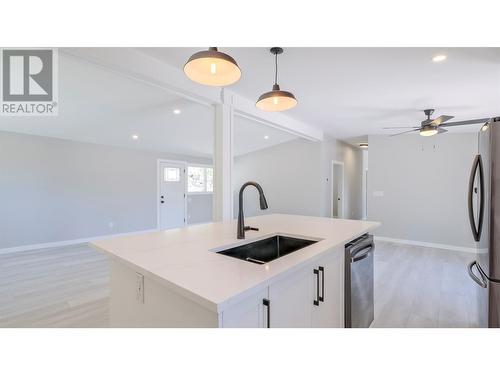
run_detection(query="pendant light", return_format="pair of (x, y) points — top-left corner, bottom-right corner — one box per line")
(256, 47), (297, 112)
(184, 47), (241, 87)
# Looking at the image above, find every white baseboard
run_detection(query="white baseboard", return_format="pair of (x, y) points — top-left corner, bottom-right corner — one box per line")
(0, 228), (158, 255)
(374, 236), (476, 253)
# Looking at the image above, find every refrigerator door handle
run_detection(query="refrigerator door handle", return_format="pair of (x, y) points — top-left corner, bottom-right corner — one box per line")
(468, 155), (484, 242)
(468, 261), (487, 288)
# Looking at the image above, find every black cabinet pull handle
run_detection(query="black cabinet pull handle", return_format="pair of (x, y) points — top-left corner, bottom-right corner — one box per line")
(318, 266), (325, 302)
(263, 298), (270, 328)
(313, 269), (320, 306)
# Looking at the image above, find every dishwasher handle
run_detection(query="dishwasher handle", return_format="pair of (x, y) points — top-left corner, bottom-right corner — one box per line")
(351, 244), (373, 263)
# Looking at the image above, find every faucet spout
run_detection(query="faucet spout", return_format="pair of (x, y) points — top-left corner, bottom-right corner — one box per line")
(237, 181), (268, 239)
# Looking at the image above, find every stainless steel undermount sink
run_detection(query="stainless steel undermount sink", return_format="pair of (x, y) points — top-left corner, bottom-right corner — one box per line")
(217, 235), (319, 264)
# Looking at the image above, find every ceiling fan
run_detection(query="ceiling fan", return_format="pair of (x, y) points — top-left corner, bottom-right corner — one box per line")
(383, 109), (490, 137)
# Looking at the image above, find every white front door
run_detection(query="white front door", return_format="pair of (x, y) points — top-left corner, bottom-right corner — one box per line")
(159, 161), (186, 230)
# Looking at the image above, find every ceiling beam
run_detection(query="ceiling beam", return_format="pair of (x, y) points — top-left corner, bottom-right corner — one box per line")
(61, 48), (324, 141)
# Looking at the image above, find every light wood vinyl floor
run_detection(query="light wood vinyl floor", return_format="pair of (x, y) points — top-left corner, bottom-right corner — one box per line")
(0, 244), (109, 327)
(0, 240), (478, 328)
(372, 241), (478, 328)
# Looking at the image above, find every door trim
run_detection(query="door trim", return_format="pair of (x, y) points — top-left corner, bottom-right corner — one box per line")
(157, 159), (188, 230)
(331, 160), (345, 219)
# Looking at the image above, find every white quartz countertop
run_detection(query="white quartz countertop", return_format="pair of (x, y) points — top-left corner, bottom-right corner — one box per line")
(91, 214), (380, 313)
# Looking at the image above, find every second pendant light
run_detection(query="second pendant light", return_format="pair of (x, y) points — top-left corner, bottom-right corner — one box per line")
(256, 47), (297, 112)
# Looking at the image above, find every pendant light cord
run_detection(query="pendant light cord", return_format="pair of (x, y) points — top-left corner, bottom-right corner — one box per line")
(274, 52), (278, 85)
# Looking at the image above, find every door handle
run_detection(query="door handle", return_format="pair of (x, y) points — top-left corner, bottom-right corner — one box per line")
(313, 268), (320, 306)
(351, 246), (373, 263)
(318, 266), (325, 302)
(468, 155), (484, 242)
(468, 261), (487, 288)
(263, 298), (270, 328)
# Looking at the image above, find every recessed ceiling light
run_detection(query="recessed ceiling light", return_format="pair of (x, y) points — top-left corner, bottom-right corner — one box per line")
(132, 134), (139, 140)
(173, 109), (181, 115)
(432, 54), (447, 62)
(264, 135), (269, 140)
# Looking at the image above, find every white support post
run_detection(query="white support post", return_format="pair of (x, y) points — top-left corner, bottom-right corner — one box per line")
(213, 100), (234, 222)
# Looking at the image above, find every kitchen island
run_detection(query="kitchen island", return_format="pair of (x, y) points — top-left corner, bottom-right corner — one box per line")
(91, 214), (379, 327)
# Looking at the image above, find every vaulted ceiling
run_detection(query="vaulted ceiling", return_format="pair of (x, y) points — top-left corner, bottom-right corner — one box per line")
(140, 47), (500, 139)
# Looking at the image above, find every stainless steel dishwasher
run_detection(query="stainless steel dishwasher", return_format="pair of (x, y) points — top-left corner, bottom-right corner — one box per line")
(345, 234), (374, 328)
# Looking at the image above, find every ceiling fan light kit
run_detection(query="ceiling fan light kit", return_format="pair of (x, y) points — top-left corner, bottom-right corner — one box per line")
(419, 125), (439, 137)
(184, 47), (241, 87)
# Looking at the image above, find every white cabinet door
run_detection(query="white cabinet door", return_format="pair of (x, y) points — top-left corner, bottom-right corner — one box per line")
(311, 248), (344, 328)
(221, 287), (268, 328)
(268, 267), (312, 328)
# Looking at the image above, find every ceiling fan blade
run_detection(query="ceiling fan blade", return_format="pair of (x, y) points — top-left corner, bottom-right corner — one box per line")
(382, 126), (419, 129)
(431, 115), (454, 126)
(437, 127), (448, 134)
(390, 129), (419, 137)
(440, 118), (491, 127)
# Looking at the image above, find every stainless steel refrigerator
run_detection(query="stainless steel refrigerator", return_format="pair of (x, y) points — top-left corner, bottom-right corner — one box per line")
(467, 117), (500, 328)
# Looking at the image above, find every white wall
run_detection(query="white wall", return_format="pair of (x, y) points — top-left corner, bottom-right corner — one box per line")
(187, 194), (213, 224)
(233, 136), (364, 220)
(367, 133), (477, 249)
(0, 131), (211, 249)
(233, 138), (322, 218)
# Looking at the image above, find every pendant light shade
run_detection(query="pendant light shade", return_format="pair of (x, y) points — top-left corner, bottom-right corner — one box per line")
(184, 47), (241, 87)
(256, 83), (297, 111)
(256, 47), (297, 112)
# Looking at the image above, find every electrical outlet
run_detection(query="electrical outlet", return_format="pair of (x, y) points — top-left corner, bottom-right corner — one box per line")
(136, 272), (144, 303)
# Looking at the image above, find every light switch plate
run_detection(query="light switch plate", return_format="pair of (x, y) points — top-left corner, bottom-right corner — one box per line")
(136, 272), (144, 303)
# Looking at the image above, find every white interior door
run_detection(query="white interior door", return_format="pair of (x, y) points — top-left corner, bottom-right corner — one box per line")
(331, 162), (344, 218)
(159, 161), (186, 230)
